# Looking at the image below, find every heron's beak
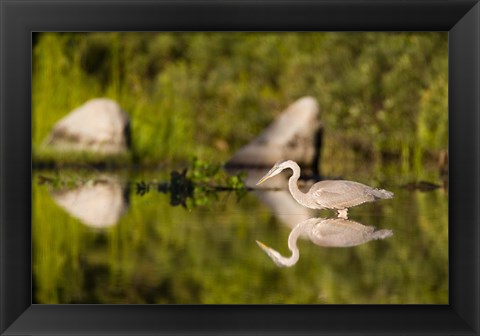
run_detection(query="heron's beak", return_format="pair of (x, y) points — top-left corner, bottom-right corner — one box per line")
(256, 173), (271, 185)
(256, 240), (278, 263)
(256, 240), (270, 252)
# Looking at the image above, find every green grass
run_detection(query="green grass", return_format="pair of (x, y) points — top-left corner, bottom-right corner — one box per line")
(33, 32), (448, 167)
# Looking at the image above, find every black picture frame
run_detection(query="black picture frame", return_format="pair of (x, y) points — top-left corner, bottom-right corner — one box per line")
(1, 1), (479, 335)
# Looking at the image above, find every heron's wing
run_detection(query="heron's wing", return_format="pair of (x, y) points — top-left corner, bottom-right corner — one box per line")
(309, 180), (376, 209)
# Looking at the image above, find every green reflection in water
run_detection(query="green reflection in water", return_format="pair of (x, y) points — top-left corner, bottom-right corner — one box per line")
(33, 164), (447, 304)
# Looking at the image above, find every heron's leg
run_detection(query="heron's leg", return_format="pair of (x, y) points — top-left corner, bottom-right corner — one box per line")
(337, 209), (348, 219)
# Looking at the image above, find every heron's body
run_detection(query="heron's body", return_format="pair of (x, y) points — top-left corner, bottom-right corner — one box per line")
(301, 179), (393, 210)
(256, 217), (393, 267)
(257, 160), (393, 217)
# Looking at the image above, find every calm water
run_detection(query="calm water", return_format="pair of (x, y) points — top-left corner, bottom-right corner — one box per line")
(32, 163), (448, 304)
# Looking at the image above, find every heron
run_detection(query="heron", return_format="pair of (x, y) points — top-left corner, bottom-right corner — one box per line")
(256, 217), (393, 267)
(256, 160), (393, 218)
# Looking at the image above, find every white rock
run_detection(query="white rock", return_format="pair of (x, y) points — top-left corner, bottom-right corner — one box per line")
(226, 96), (322, 170)
(45, 98), (130, 154)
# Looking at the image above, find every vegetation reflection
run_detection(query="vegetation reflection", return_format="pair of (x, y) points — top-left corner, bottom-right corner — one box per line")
(33, 162), (447, 304)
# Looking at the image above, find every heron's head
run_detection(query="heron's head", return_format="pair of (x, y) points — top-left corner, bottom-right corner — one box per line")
(256, 240), (290, 267)
(256, 160), (292, 185)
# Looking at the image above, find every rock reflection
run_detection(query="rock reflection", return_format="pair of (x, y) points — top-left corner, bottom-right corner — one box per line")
(231, 168), (317, 229)
(50, 175), (129, 229)
(256, 216), (393, 267)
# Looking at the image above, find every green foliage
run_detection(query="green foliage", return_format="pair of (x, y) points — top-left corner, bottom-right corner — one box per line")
(185, 158), (248, 209)
(33, 32), (448, 167)
(417, 69), (448, 153)
(187, 157), (246, 190)
(134, 158), (247, 209)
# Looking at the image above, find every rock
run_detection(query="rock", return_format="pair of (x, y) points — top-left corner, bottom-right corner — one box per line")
(226, 97), (322, 172)
(51, 175), (129, 229)
(401, 181), (442, 192)
(255, 189), (316, 232)
(45, 98), (130, 154)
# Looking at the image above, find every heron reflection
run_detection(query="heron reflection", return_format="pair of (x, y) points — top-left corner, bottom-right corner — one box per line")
(256, 216), (393, 267)
(257, 160), (393, 218)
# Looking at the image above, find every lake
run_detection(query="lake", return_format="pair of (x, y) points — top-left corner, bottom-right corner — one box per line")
(32, 161), (448, 304)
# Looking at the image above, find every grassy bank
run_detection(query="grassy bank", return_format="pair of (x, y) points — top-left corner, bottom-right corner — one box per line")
(33, 32), (448, 167)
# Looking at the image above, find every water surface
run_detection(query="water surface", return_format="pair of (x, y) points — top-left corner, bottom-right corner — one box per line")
(32, 163), (448, 304)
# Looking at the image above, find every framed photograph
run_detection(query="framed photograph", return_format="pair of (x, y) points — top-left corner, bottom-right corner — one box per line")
(1, 0), (479, 335)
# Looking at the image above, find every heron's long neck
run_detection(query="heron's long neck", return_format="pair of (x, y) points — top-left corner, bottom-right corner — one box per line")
(276, 220), (308, 267)
(287, 163), (312, 208)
